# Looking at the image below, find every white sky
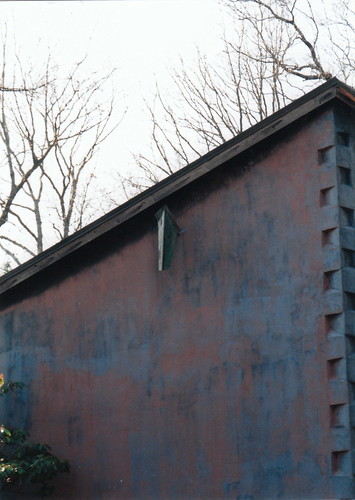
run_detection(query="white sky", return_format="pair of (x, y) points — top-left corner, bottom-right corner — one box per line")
(1, 0), (346, 185)
(0, 0), (230, 266)
(0, 0), (352, 268)
(1, 0), (227, 179)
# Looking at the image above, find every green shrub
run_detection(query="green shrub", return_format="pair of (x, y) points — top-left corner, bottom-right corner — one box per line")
(0, 376), (69, 496)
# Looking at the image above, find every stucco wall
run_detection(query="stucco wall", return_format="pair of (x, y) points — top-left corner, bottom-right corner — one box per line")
(0, 107), (341, 499)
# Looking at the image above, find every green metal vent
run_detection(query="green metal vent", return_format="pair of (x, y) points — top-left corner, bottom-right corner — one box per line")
(155, 206), (179, 271)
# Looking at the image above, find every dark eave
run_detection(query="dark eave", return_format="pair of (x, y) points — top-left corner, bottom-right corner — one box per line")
(1, 77), (354, 296)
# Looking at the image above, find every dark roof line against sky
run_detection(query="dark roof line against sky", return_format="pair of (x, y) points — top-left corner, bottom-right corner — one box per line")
(0, 77), (354, 296)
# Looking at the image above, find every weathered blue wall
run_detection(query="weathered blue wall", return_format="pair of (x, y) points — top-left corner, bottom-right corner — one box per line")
(0, 106), (345, 498)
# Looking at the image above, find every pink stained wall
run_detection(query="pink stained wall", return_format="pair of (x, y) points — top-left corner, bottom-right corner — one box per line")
(0, 107), (339, 499)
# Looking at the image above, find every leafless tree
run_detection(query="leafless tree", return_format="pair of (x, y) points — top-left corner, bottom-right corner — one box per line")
(127, 0), (353, 194)
(0, 49), (119, 269)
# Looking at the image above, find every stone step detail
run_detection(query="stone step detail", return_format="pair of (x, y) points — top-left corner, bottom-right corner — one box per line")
(337, 128), (355, 488)
(319, 129), (354, 491)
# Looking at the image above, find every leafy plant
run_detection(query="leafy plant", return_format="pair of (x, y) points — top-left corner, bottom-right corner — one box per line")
(0, 375), (69, 496)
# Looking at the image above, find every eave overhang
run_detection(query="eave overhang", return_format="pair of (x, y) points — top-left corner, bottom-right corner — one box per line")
(1, 78), (354, 297)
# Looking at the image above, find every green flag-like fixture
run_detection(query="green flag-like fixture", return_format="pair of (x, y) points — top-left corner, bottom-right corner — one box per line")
(155, 206), (179, 271)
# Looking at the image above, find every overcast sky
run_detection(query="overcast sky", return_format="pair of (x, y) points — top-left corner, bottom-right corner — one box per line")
(1, 0), (228, 178)
(0, 0), (352, 267)
(0, 1), (232, 266)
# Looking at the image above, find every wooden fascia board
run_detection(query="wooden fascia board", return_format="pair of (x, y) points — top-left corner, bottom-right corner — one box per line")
(337, 85), (355, 106)
(0, 80), (352, 296)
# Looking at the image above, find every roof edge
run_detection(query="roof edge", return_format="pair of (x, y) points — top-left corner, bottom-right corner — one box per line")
(0, 78), (354, 296)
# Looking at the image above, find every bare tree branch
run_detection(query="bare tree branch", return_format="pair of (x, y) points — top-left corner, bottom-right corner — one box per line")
(127, 0), (353, 192)
(0, 47), (121, 270)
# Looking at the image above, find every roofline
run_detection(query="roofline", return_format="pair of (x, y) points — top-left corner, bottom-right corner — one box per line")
(1, 78), (354, 296)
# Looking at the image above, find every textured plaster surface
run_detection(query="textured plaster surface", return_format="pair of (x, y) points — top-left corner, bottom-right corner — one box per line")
(0, 108), (338, 499)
